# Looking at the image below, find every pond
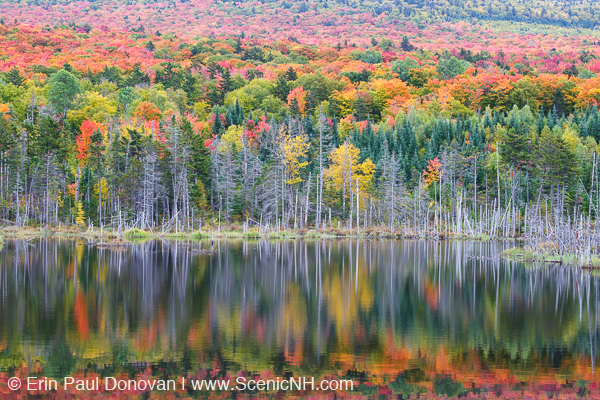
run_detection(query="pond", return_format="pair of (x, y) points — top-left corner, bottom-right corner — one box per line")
(0, 239), (598, 398)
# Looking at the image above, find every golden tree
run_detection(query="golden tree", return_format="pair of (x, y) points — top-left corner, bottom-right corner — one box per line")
(281, 134), (310, 184)
(75, 201), (85, 227)
(324, 141), (375, 209)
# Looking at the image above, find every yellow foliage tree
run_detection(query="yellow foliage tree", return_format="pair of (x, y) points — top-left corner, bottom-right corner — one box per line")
(332, 88), (357, 118)
(67, 92), (117, 127)
(218, 125), (244, 153)
(370, 78), (411, 109)
(281, 133), (310, 184)
(193, 101), (210, 121)
(94, 178), (109, 207)
(75, 201), (85, 227)
(324, 141), (375, 207)
(194, 179), (209, 210)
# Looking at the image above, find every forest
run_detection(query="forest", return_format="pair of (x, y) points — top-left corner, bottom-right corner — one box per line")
(4, 0), (600, 31)
(0, 9), (599, 259)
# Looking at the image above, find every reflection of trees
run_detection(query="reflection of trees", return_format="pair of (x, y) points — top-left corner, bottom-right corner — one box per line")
(0, 239), (599, 385)
(0, 240), (211, 373)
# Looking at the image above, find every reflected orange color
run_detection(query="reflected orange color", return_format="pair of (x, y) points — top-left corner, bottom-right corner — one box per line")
(66, 261), (75, 279)
(4, 240), (600, 399)
(73, 291), (89, 340)
(424, 280), (439, 310)
(434, 344), (451, 372)
(284, 340), (304, 367)
(133, 319), (158, 353)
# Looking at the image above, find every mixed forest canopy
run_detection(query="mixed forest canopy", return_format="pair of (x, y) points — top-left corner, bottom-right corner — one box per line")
(0, 0), (599, 248)
(3, 0), (600, 30)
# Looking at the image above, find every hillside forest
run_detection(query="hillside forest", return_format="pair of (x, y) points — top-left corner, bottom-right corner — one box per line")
(0, 8), (600, 255)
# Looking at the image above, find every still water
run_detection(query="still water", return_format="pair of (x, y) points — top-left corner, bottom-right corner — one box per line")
(0, 239), (599, 398)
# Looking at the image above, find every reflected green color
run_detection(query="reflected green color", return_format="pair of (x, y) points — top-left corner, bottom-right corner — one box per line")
(0, 239), (599, 397)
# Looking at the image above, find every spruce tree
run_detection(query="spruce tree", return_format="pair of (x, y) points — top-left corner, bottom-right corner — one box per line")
(274, 75), (290, 101)
(285, 67), (297, 81)
(218, 68), (232, 99)
(213, 110), (223, 136)
(400, 36), (414, 51)
(5, 66), (25, 87)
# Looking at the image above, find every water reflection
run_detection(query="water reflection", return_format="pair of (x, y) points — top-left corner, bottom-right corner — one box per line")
(0, 239), (599, 396)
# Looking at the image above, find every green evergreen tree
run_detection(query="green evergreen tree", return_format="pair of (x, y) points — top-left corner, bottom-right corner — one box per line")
(226, 98), (245, 126)
(400, 36), (414, 51)
(118, 86), (137, 115)
(181, 118), (212, 195)
(289, 97), (300, 116)
(274, 74), (290, 101)
(218, 68), (232, 99)
(536, 126), (577, 186)
(5, 66), (25, 87)
(285, 66), (297, 81)
(125, 63), (151, 86)
(213, 110), (224, 135)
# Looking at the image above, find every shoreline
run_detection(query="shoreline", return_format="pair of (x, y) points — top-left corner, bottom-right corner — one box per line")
(0, 225), (513, 242)
(3, 226), (599, 269)
(502, 247), (600, 268)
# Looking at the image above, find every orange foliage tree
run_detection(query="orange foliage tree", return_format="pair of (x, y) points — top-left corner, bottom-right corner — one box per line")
(287, 86), (308, 115)
(76, 120), (107, 166)
(134, 101), (162, 121)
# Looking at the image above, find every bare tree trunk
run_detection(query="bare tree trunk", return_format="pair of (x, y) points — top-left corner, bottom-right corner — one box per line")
(356, 177), (359, 234)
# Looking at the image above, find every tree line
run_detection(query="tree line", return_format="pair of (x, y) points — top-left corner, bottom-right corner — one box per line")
(1, 75), (600, 249)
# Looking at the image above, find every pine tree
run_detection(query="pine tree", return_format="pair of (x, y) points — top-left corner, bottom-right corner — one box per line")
(546, 106), (557, 129)
(290, 97), (300, 116)
(86, 67), (99, 85)
(401, 36), (414, 51)
(125, 63), (151, 86)
(118, 86), (137, 115)
(355, 96), (368, 121)
(207, 84), (221, 106)
(181, 117), (211, 189)
(225, 98), (245, 126)
(213, 110), (224, 136)
(5, 66), (25, 87)
(535, 107), (545, 134)
(218, 68), (232, 99)
(274, 75), (290, 101)
(396, 118), (418, 181)
(536, 126), (577, 186)
(285, 66), (297, 81)
(501, 128), (530, 173)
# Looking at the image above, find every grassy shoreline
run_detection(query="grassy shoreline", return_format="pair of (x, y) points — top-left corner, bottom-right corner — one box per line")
(0, 224), (512, 242)
(502, 246), (600, 268)
(0, 225), (417, 241)
(7, 225), (598, 269)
